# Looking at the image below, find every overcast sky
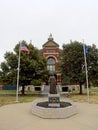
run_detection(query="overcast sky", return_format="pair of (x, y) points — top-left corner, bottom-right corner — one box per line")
(0, 0), (98, 63)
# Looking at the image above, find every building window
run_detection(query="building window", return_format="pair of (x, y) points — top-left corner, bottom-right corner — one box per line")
(47, 57), (55, 64)
(47, 65), (55, 71)
(47, 57), (55, 71)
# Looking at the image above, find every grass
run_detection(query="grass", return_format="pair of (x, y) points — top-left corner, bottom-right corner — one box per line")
(0, 87), (98, 107)
(0, 95), (37, 107)
(70, 87), (98, 104)
(0, 90), (41, 95)
(0, 90), (40, 107)
(0, 90), (16, 94)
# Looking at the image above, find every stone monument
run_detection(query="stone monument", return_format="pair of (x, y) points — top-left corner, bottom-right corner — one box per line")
(32, 75), (78, 118)
(48, 76), (60, 107)
(49, 76), (57, 94)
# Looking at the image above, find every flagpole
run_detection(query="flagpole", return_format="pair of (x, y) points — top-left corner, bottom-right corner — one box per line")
(16, 42), (21, 102)
(83, 42), (89, 103)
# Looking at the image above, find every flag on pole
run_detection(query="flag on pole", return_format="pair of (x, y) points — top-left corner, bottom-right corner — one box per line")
(83, 44), (89, 54)
(20, 43), (30, 54)
(16, 42), (30, 102)
(83, 44), (89, 103)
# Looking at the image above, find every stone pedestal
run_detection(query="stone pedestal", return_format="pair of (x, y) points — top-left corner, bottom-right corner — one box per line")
(48, 94), (60, 107)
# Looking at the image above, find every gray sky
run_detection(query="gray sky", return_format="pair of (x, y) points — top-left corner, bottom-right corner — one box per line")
(0, 0), (98, 63)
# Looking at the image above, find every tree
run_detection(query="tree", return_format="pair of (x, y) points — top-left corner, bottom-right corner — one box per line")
(0, 52), (18, 85)
(0, 40), (48, 95)
(60, 41), (98, 94)
(87, 44), (98, 87)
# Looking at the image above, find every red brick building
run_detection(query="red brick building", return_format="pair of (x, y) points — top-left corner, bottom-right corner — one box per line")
(42, 34), (62, 85)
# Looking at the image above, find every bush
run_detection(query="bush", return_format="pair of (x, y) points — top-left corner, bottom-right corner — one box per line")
(31, 79), (42, 86)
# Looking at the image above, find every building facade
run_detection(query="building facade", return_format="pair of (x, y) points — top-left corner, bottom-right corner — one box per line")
(42, 34), (62, 85)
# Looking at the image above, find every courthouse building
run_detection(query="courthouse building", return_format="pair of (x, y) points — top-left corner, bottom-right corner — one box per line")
(41, 34), (62, 85)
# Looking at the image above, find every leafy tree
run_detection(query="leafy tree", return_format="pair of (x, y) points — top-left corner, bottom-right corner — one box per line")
(60, 41), (98, 94)
(87, 44), (98, 87)
(0, 40), (48, 95)
(0, 52), (17, 85)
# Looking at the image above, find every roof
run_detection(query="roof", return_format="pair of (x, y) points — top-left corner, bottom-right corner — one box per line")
(43, 34), (59, 48)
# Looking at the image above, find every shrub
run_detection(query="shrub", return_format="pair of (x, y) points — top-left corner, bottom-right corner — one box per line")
(31, 79), (42, 86)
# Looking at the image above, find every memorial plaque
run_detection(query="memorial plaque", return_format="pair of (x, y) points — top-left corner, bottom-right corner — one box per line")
(48, 94), (60, 107)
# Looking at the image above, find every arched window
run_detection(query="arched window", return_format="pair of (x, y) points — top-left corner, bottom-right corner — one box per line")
(47, 58), (55, 64)
(47, 57), (55, 71)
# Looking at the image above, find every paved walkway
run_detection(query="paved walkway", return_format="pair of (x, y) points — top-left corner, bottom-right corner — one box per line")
(0, 97), (98, 130)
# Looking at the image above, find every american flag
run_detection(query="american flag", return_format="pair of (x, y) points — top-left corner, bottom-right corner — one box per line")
(20, 43), (30, 54)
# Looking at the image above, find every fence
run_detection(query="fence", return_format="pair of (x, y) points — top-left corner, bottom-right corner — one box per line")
(3, 85), (17, 90)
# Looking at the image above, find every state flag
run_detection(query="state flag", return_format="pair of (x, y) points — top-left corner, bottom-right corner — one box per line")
(83, 44), (89, 54)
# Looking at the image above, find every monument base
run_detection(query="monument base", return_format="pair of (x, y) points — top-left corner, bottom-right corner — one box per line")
(48, 94), (60, 107)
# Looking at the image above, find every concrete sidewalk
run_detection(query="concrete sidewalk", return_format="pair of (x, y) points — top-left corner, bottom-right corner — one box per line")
(0, 98), (98, 130)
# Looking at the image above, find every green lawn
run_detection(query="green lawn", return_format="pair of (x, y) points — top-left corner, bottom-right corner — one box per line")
(0, 90), (41, 95)
(0, 90), (16, 95)
(0, 95), (37, 107)
(0, 87), (98, 107)
(70, 87), (98, 104)
(0, 90), (40, 107)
